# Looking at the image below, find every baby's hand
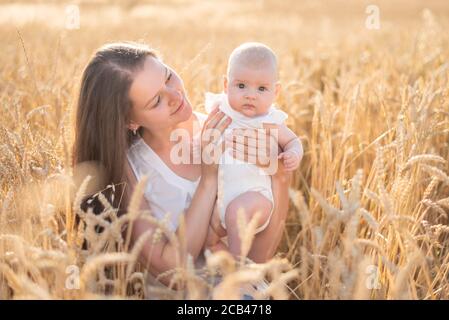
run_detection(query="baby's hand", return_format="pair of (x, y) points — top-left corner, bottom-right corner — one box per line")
(278, 150), (301, 171)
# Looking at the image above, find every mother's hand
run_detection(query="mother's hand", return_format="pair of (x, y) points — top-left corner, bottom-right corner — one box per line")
(200, 106), (232, 180)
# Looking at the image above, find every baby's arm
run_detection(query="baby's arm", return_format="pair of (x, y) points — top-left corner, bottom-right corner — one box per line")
(271, 124), (303, 171)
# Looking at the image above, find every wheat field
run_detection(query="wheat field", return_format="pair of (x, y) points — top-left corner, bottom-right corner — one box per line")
(0, 0), (449, 300)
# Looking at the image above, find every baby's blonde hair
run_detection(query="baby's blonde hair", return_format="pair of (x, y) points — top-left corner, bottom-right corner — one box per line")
(227, 42), (278, 78)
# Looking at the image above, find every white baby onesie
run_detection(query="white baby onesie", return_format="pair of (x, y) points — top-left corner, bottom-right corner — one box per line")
(204, 92), (288, 234)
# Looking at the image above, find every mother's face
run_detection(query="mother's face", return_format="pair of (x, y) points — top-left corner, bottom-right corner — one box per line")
(128, 56), (192, 132)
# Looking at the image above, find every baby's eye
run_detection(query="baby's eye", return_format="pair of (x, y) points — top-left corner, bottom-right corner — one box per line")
(238, 83), (245, 89)
(166, 71), (172, 82)
(258, 86), (267, 92)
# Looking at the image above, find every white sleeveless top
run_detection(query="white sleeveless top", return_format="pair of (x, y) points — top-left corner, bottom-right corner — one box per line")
(126, 111), (208, 232)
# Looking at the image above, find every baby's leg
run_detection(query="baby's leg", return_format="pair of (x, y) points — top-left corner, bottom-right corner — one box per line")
(224, 192), (272, 260)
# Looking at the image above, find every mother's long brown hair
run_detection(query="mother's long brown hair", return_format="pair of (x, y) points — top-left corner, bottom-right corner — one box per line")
(73, 42), (156, 209)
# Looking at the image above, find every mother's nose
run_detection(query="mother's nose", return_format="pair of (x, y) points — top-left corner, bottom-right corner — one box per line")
(168, 88), (183, 107)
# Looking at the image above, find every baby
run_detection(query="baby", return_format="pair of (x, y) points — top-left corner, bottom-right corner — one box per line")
(204, 42), (303, 260)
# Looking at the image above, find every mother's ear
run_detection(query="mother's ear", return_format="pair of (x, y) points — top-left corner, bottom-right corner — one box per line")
(128, 119), (139, 132)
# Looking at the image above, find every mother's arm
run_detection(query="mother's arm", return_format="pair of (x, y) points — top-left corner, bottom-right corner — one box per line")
(124, 161), (217, 287)
(124, 108), (231, 287)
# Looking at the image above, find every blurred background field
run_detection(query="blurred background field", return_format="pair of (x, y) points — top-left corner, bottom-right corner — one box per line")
(0, 0), (449, 299)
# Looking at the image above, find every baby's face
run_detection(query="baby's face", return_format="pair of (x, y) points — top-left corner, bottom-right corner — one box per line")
(225, 65), (279, 118)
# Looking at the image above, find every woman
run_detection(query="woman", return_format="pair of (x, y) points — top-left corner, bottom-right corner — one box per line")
(73, 42), (293, 288)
